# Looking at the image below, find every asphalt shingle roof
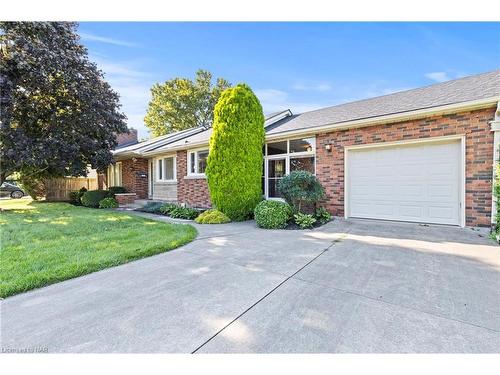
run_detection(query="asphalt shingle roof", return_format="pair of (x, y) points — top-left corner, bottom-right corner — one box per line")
(116, 71), (500, 156)
(266, 70), (500, 135)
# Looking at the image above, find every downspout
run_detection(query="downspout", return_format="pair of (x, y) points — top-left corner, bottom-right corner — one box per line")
(490, 101), (500, 230)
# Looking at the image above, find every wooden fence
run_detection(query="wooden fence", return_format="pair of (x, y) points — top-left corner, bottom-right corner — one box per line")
(44, 177), (98, 201)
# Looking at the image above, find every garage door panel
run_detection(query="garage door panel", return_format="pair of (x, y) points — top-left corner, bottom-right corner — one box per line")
(399, 183), (424, 197)
(398, 165), (426, 177)
(428, 183), (456, 199)
(429, 206), (456, 220)
(347, 140), (461, 225)
(398, 204), (423, 219)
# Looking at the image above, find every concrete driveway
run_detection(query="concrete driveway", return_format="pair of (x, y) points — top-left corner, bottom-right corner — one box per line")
(1, 215), (499, 353)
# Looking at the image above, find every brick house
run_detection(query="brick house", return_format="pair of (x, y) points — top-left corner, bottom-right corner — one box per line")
(109, 70), (500, 228)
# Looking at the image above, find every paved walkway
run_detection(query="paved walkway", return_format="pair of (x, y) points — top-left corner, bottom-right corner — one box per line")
(2, 213), (499, 353)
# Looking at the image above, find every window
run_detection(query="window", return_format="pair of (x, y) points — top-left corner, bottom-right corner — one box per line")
(263, 137), (316, 198)
(156, 156), (176, 181)
(267, 141), (287, 155)
(290, 156), (315, 174)
(158, 159), (163, 180)
(290, 138), (315, 153)
(107, 162), (122, 187)
(267, 158), (286, 198)
(188, 149), (209, 176)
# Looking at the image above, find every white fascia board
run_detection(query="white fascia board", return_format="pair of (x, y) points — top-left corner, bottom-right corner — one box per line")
(264, 109), (292, 127)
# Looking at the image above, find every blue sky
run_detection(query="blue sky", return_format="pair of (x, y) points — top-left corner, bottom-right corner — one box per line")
(78, 22), (500, 139)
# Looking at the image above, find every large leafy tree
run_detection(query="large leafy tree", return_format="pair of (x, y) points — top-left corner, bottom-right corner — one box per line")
(206, 84), (265, 221)
(0, 22), (127, 187)
(144, 69), (230, 137)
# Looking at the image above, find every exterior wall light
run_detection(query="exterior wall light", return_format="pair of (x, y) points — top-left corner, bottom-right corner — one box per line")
(324, 144), (332, 152)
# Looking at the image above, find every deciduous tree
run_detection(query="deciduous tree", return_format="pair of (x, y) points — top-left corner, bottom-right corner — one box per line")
(144, 70), (230, 137)
(0, 22), (127, 187)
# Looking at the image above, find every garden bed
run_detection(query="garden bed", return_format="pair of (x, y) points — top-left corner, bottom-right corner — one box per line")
(284, 218), (332, 230)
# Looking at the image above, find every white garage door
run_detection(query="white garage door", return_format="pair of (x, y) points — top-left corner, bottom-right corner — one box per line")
(347, 140), (462, 225)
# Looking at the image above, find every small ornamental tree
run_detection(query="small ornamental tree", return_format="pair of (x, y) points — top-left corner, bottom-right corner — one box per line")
(206, 84), (265, 221)
(278, 171), (325, 213)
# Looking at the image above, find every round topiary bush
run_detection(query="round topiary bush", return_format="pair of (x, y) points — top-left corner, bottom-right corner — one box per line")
(254, 200), (292, 229)
(278, 171), (325, 213)
(99, 197), (119, 209)
(195, 209), (231, 224)
(81, 190), (111, 208)
(206, 84), (265, 221)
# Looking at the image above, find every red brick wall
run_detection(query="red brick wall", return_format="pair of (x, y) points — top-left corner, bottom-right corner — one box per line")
(121, 158), (149, 199)
(316, 107), (496, 227)
(116, 129), (138, 147)
(176, 150), (211, 208)
(115, 193), (137, 205)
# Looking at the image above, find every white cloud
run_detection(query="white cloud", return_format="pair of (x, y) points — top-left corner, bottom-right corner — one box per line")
(80, 32), (138, 48)
(94, 59), (150, 78)
(425, 71), (451, 83)
(292, 81), (332, 92)
(316, 83), (332, 92)
(91, 55), (154, 139)
(254, 88), (325, 115)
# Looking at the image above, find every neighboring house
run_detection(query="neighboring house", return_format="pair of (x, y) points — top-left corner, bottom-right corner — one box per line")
(108, 70), (500, 228)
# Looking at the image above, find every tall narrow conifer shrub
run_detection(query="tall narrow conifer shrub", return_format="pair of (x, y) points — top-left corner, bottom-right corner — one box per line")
(206, 84), (265, 220)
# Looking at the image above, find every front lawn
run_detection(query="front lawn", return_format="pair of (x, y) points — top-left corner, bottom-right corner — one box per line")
(0, 199), (197, 298)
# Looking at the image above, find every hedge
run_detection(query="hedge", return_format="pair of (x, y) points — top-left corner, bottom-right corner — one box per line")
(81, 190), (111, 208)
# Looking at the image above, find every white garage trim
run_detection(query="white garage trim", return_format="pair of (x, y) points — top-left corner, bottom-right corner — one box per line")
(344, 135), (466, 227)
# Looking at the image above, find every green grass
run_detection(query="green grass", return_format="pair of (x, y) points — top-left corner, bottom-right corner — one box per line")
(0, 199), (197, 298)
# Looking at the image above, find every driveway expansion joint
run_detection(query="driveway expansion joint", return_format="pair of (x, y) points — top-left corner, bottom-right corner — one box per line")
(191, 238), (342, 353)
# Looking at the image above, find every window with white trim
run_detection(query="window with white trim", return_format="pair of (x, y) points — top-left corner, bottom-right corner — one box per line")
(263, 137), (316, 198)
(156, 156), (176, 181)
(187, 149), (209, 176)
(107, 162), (122, 187)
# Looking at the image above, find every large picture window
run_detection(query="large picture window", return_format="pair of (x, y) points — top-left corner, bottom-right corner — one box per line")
(263, 137), (316, 198)
(156, 156), (176, 182)
(188, 149), (208, 176)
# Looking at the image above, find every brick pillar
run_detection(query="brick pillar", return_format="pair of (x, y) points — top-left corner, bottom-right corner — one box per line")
(121, 158), (149, 199)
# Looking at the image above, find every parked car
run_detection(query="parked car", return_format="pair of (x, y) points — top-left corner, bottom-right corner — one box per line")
(0, 182), (25, 199)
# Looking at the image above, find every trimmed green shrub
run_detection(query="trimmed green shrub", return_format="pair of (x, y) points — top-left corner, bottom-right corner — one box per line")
(195, 209), (230, 224)
(69, 191), (81, 205)
(294, 213), (316, 229)
(315, 207), (331, 224)
(81, 190), (111, 208)
(99, 197), (119, 209)
(139, 201), (163, 213)
(254, 200), (292, 229)
(206, 84), (265, 221)
(159, 203), (178, 215)
(169, 206), (200, 220)
(69, 187), (87, 206)
(278, 171), (325, 213)
(108, 186), (127, 195)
